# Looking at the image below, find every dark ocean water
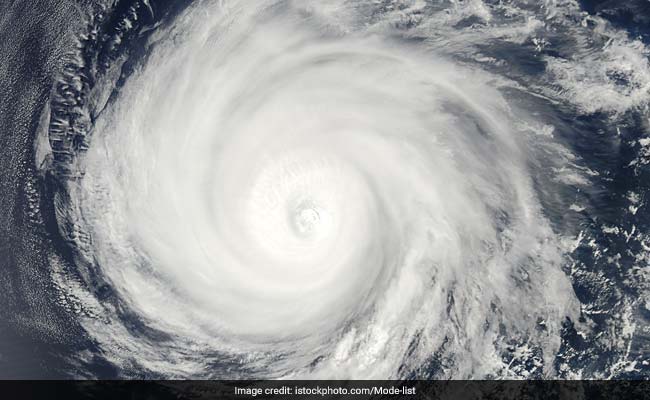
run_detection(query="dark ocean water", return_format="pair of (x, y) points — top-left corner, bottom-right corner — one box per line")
(0, 0), (648, 379)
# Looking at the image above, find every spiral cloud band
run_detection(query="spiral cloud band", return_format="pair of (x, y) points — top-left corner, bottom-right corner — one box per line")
(54, 0), (585, 379)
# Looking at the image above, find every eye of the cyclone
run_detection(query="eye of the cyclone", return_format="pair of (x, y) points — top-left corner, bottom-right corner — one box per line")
(291, 200), (325, 237)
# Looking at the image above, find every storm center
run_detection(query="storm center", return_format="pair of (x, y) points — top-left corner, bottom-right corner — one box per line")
(291, 201), (324, 237)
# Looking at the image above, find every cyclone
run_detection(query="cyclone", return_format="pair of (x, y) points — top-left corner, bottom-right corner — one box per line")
(2, 0), (649, 381)
(54, 0), (581, 378)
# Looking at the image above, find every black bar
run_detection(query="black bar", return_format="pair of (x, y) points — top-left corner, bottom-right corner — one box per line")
(0, 380), (648, 400)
